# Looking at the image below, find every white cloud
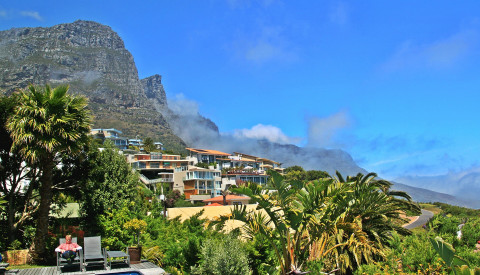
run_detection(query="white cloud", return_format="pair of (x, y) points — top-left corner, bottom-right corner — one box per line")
(233, 124), (300, 144)
(167, 94), (200, 116)
(383, 29), (479, 71)
(20, 11), (43, 21)
(395, 166), (480, 205)
(306, 111), (350, 148)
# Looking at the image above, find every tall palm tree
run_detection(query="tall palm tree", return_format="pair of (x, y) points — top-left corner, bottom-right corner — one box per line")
(7, 84), (91, 263)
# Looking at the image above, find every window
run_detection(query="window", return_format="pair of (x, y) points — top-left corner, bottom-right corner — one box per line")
(150, 162), (159, 168)
(233, 201), (242, 206)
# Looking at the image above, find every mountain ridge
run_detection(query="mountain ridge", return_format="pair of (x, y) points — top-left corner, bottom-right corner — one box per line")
(0, 20), (186, 152)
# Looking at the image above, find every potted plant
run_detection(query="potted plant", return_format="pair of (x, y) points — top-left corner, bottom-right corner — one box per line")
(123, 218), (147, 264)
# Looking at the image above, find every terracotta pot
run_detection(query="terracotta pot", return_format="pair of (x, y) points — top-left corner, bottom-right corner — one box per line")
(128, 246), (142, 264)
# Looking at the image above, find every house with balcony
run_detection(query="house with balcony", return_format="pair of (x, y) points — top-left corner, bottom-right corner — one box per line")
(258, 157), (285, 174)
(186, 148), (231, 166)
(128, 138), (143, 148)
(219, 152), (286, 186)
(231, 152), (284, 174)
(173, 166), (223, 203)
(90, 128), (129, 149)
(154, 142), (164, 150)
(130, 152), (192, 193)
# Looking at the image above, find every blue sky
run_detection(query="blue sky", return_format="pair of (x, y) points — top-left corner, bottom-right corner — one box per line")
(1, 1), (480, 183)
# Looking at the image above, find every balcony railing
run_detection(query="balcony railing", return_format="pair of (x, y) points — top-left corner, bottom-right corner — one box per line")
(225, 170), (263, 175)
(139, 174), (173, 185)
(175, 166), (189, 172)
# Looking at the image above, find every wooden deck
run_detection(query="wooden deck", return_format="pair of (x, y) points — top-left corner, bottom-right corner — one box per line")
(6, 262), (165, 275)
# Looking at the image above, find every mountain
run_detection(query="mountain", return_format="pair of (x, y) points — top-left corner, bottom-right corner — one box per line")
(0, 20), (186, 153)
(395, 168), (480, 209)
(0, 20), (474, 208)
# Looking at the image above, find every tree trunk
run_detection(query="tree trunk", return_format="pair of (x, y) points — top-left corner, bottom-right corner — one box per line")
(7, 191), (16, 246)
(30, 156), (54, 264)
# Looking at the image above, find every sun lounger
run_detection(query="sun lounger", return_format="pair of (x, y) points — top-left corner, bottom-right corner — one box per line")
(83, 236), (107, 271)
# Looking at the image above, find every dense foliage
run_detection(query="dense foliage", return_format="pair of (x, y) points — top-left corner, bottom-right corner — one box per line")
(210, 171), (420, 274)
(2, 85), (480, 273)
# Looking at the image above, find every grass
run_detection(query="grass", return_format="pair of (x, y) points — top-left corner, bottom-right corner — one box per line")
(419, 203), (442, 215)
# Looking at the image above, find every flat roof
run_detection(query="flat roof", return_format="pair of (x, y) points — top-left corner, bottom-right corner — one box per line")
(186, 148), (231, 156)
(91, 128), (122, 134)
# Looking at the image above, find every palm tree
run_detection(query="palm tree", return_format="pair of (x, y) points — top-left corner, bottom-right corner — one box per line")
(221, 183), (232, 205)
(211, 171), (343, 274)
(316, 172), (421, 273)
(7, 84), (91, 263)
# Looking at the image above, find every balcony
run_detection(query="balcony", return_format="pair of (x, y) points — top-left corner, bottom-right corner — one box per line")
(139, 174), (173, 185)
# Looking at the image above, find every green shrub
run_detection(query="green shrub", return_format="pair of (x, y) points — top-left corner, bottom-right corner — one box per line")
(429, 214), (461, 236)
(245, 234), (276, 275)
(456, 246), (480, 267)
(460, 217), (480, 247)
(386, 231), (447, 273)
(142, 212), (209, 269)
(191, 234), (252, 275)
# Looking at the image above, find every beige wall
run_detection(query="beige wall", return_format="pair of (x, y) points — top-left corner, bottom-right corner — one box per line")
(168, 204), (258, 221)
(167, 204), (267, 233)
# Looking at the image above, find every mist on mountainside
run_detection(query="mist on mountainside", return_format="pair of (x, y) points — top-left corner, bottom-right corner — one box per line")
(395, 167), (480, 208)
(159, 94), (479, 209)
(159, 95), (366, 176)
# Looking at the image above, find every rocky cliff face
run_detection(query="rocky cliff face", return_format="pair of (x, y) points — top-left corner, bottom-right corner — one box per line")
(141, 74), (168, 110)
(0, 20), (186, 152)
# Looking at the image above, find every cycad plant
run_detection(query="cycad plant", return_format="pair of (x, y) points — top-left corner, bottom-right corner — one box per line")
(318, 172), (420, 273)
(211, 171), (344, 274)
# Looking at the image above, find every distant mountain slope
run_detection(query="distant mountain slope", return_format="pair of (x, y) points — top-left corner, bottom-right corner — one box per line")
(391, 181), (475, 208)
(0, 20), (186, 152)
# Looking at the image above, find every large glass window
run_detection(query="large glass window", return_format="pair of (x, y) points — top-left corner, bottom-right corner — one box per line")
(150, 162), (159, 168)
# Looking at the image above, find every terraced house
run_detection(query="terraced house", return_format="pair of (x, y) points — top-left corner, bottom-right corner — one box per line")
(124, 146), (284, 203)
(128, 152), (191, 194)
